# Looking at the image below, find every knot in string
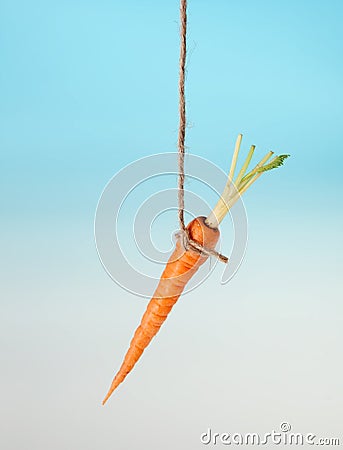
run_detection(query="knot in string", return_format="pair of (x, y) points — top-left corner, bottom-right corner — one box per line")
(177, 229), (229, 263)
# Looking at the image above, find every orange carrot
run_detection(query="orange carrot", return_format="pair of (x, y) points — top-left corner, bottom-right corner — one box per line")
(102, 216), (219, 404)
(102, 135), (289, 405)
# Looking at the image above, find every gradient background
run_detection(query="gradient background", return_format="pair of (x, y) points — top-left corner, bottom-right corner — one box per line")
(1, 0), (342, 449)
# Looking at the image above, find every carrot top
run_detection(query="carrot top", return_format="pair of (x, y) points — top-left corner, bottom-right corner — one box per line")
(205, 134), (289, 228)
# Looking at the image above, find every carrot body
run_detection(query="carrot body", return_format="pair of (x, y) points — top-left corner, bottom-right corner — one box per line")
(102, 216), (219, 404)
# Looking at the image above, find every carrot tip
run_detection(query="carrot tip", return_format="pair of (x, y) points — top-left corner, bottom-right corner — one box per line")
(102, 395), (110, 406)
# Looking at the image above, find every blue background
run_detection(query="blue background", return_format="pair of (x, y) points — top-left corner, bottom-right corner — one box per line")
(1, 1), (342, 449)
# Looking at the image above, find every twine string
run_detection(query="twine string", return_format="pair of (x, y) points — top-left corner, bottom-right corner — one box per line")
(177, 0), (228, 264)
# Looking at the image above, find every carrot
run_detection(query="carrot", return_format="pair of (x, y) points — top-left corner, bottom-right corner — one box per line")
(102, 134), (289, 405)
(102, 216), (219, 405)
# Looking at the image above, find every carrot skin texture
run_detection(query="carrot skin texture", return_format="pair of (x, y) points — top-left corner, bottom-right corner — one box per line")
(102, 216), (219, 404)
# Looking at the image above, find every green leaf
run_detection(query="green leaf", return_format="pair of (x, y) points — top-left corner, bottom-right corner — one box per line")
(255, 154), (290, 174)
